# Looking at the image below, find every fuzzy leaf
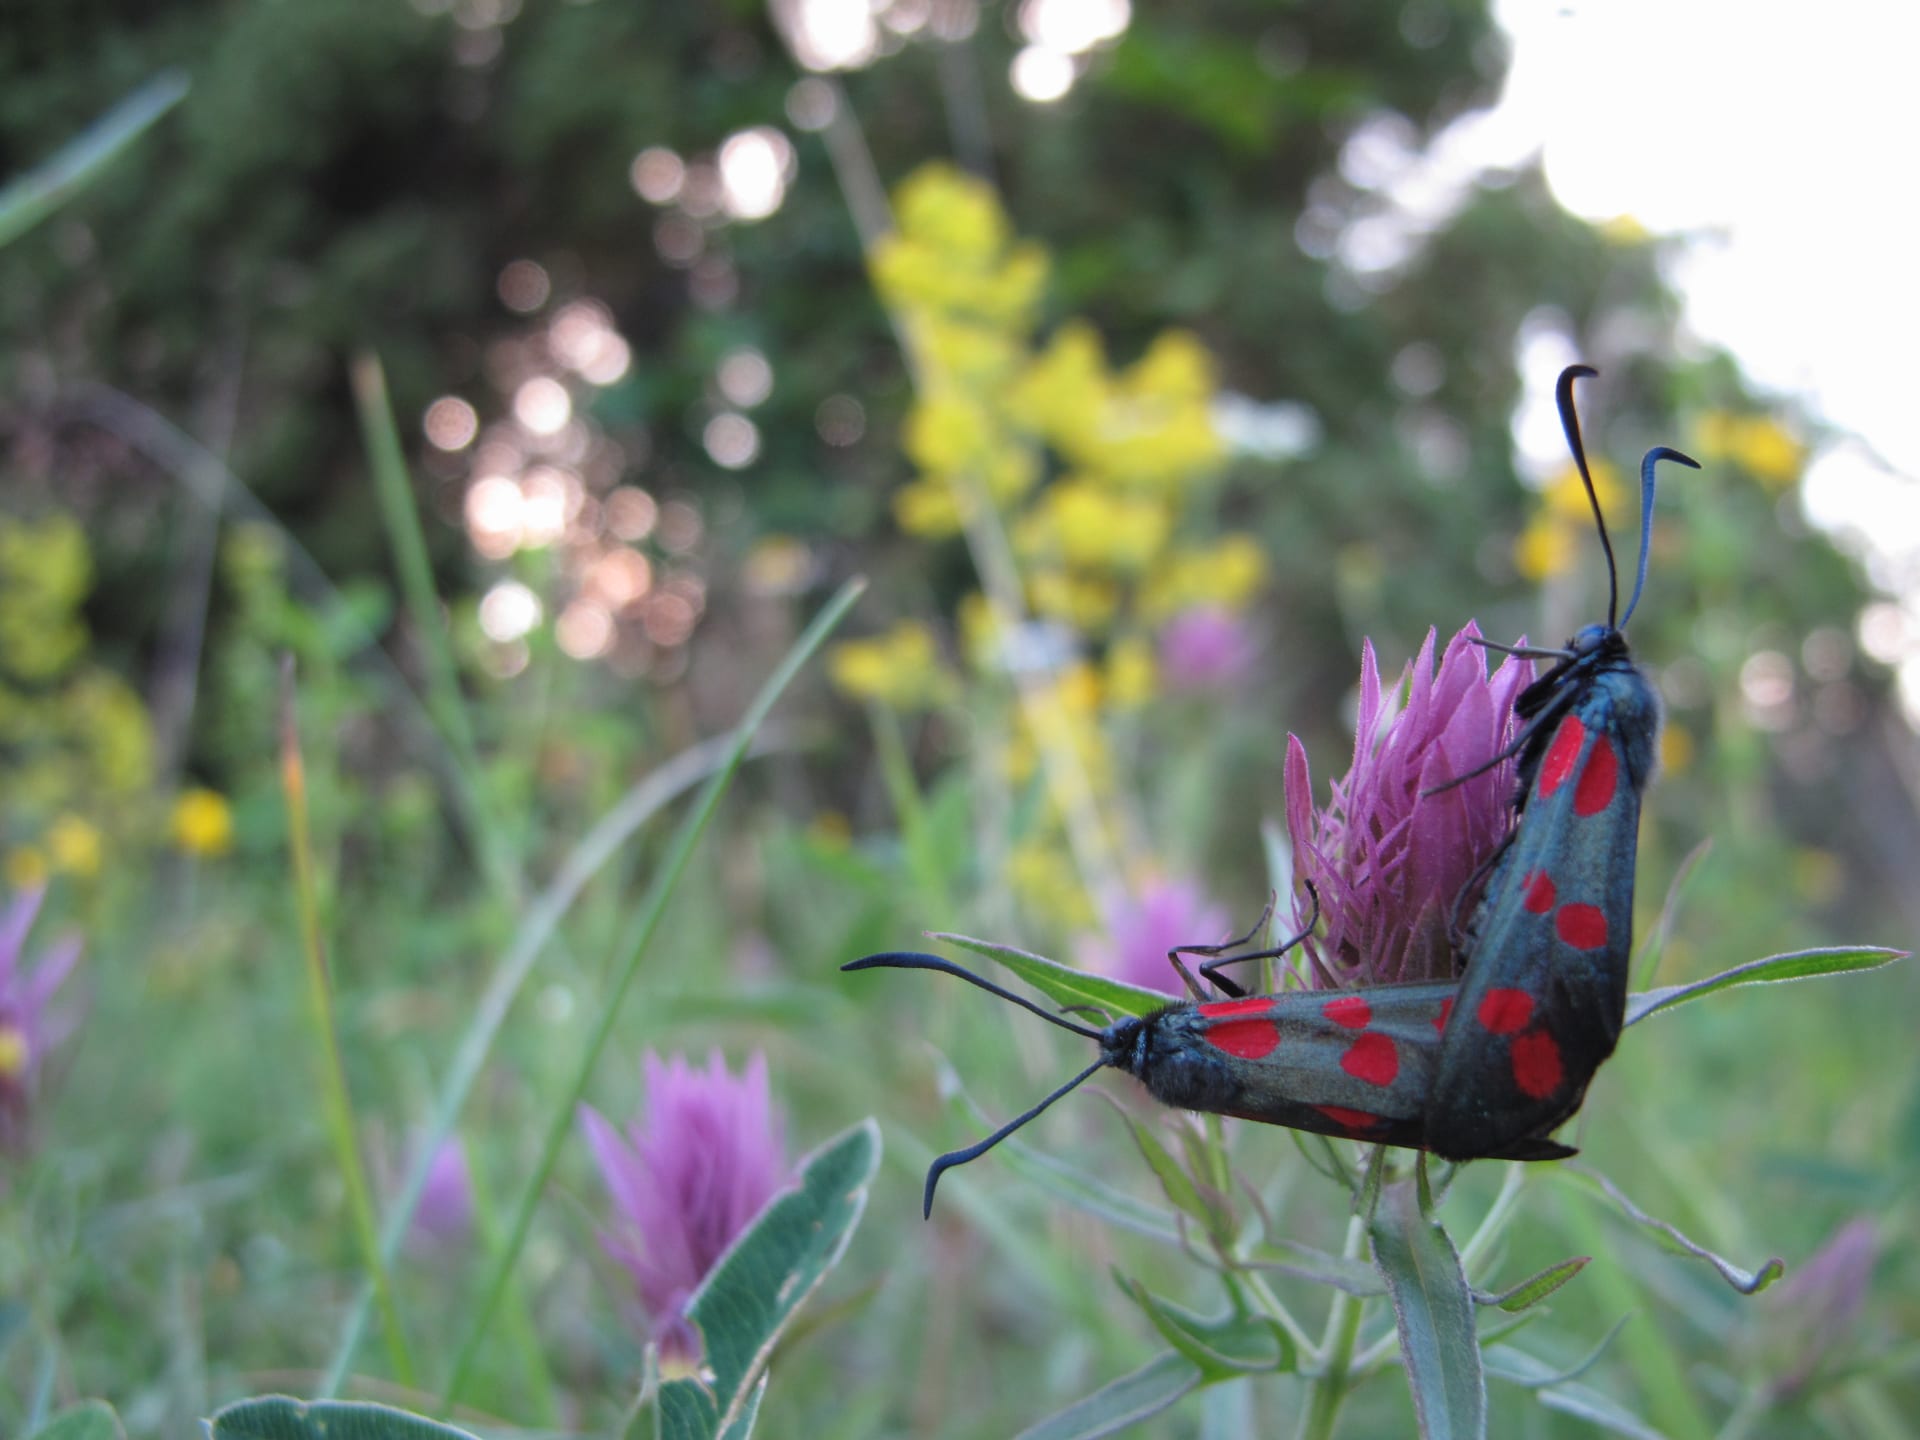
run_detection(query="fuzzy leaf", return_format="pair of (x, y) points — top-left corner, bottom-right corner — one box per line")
(1114, 1107), (1223, 1236)
(716, 1375), (768, 1440)
(1370, 1179), (1486, 1440)
(1015, 1352), (1202, 1440)
(928, 932), (1170, 1018)
(1114, 1272), (1293, 1378)
(1572, 1167), (1783, 1294)
(1482, 1316), (1629, 1389)
(1485, 1348), (1666, 1440)
(1625, 947), (1905, 1027)
(204, 1399), (477, 1440)
(1472, 1256), (1590, 1311)
(655, 1120), (880, 1439)
(1247, 1239), (1387, 1298)
(33, 1403), (124, 1440)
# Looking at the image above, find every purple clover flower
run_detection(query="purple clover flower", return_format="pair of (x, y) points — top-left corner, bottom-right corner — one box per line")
(1081, 876), (1231, 996)
(406, 1135), (475, 1254)
(0, 886), (81, 1155)
(1284, 624), (1530, 987)
(1158, 607), (1258, 692)
(580, 1050), (790, 1369)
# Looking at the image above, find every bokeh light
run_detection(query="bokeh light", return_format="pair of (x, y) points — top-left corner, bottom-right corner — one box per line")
(772, 0), (880, 72)
(1010, 46), (1075, 103)
(477, 580), (542, 642)
(717, 127), (797, 222)
(497, 259), (550, 313)
(630, 146), (686, 204)
(513, 376), (571, 436)
(815, 394), (865, 446)
(717, 348), (774, 408)
(423, 396), (479, 452)
(555, 600), (615, 660)
(605, 487), (659, 542)
(1017, 0), (1130, 52)
(703, 412), (761, 469)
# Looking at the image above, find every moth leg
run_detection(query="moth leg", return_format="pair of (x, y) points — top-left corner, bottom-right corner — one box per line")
(1447, 828), (1517, 953)
(1166, 893), (1275, 998)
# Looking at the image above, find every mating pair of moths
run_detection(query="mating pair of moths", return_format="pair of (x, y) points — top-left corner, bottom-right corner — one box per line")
(846, 366), (1701, 1217)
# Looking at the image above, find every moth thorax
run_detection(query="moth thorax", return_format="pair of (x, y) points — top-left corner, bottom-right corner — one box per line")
(1118, 1013), (1242, 1113)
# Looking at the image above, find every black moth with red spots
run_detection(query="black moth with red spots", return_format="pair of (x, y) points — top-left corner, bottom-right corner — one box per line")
(1425, 365), (1699, 1160)
(845, 905), (1570, 1218)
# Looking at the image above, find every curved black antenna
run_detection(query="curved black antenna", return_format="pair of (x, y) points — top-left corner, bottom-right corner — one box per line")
(842, 952), (1105, 1041)
(1555, 364), (1618, 629)
(1618, 445), (1701, 631)
(922, 1056), (1109, 1218)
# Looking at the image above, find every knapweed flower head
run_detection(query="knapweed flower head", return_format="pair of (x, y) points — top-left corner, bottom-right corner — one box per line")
(405, 1135), (474, 1255)
(1285, 624), (1530, 987)
(580, 1050), (789, 1369)
(0, 886), (81, 1154)
(1080, 875), (1231, 997)
(1756, 1216), (1878, 1399)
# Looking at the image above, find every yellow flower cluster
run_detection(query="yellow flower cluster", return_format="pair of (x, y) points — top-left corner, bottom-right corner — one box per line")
(1691, 411), (1805, 491)
(853, 165), (1271, 930)
(828, 621), (959, 712)
(1514, 458), (1628, 583)
(171, 788), (237, 857)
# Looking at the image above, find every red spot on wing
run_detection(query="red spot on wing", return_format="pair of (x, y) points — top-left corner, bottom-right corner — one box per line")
(1323, 995), (1372, 1029)
(1522, 869), (1556, 914)
(1511, 1029), (1564, 1099)
(1199, 996), (1275, 1018)
(1315, 1104), (1384, 1133)
(1555, 904), (1609, 950)
(1433, 997), (1454, 1035)
(1206, 1018), (1282, 1060)
(1538, 715), (1587, 797)
(1574, 737), (1620, 816)
(1476, 988), (1535, 1034)
(1340, 1032), (1399, 1087)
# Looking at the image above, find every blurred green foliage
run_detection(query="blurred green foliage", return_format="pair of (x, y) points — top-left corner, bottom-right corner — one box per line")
(2, 1), (1916, 1437)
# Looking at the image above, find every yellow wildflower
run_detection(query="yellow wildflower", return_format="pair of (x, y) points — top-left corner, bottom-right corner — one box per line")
(1514, 516), (1576, 585)
(1515, 458), (1630, 581)
(1006, 838), (1094, 929)
(894, 163), (1009, 264)
(828, 621), (957, 711)
(1658, 723), (1693, 778)
(893, 479), (968, 538)
(46, 814), (102, 877)
(0, 514), (91, 683)
(1006, 321), (1110, 454)
(1029, 568), (1121, 632)
(1105, 635), (1157, 709)
(1139, 536), (1268, 620)
(172, 788), (237, 857)
(1732, 417), (1805, 489)
(4, 847), (47, 891)
(903, 392), (995, 477)
(1015, 481), (1172, 574)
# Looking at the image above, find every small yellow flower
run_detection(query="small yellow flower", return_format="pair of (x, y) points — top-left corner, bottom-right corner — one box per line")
(1732, 417), (1805, 490)
(1658, 723), (1693, 778)
(1515, 459), (1630, 581)
(828, 622), (957, 711)
(1006, 838), (1094, 928)
(46, 814), (102, 877)
(0, 1024), (28, 1080)
(1139, 537), (1268, 620)
(1105, 636), (1157, 709)
(893, 479), (968, 538)
(4, 847), (48, 890)
(1029, 569), (1121, 632)
(1514, 515), (1576, 584)
(171, 788), (236, 857)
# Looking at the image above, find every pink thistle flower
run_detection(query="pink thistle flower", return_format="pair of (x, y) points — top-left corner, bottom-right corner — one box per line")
(1158, 607), (1258, 692)
(0, 886), (81, 1156)
(1080, 876), (1232, 996)
(1760, 1217), (1878, 1399)
(580, 1050), (790, 1368)
(1284, 624), (1531, 987)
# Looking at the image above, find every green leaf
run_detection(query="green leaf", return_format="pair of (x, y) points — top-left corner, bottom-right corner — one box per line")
(1482, 1316), (1629, 1389)
(1369, 1179), (1486, 1440)
(1247, 1239), (1387, 1298)
(929, 932), (1171, 1018)
(1569, 1167), (1783, 1294)
(1110, 1106), (1224, 1238)
(1114, 1273), (1293, 1379)
(0, 71), (189, 248)
(1014, 1352), (1203, 1440)
(32, 1401), (124, 1440)
(655, 1120), (881, 1439)
(1472, 1256), (1590, 1312)
(1485, 1347), (1666, 1440)
(204, 1398), (479, 1440)
(1625, 947), (1906, 1027)
(717, 1374), (767, 1440)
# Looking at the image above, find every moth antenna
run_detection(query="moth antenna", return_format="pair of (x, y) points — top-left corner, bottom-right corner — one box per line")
(1617, 446), (1701, 630)
(841, 952), (1106, 1041)
(1469, 635), (1572, 662)
(922, 1056), (1109, 1218)
(1555, 364), (1618, 629)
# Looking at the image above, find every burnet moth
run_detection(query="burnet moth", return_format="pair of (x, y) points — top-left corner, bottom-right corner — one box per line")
(1423, 365), (1699, 1159)
(846, 892), (1572, 1218)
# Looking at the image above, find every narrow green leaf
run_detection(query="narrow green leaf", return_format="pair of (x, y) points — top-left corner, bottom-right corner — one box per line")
(1114, 1273), (1292, 1379)
(929, 932), (1170, 1018)
(681, 1121), (881, 1432)
(0, 71), (188, 248)
(31, 1401), (124, 1440)
(717, 1374), (768, 1440)
(1014, 1352), (1203, 1440)
(1472, 1256), (1590, 1312)
(1369, 1179), (1486, 1440)
(1485, 1351), (1669, 1440)
(1570, 1167), (1784, 1294)
(654, 1380), (719, 1440)
(1482, 1315), (1630, 1389)
(1246, 1239), (1386, 1298)
(1625, 947), (1906, 1027)
(205, 1398), (478, 1440)
(1110, 1106), (1220, 1237)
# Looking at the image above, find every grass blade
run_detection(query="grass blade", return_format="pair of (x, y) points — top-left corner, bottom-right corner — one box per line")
(0, 71), (188, 248)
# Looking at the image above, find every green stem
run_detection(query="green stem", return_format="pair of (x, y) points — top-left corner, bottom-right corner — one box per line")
(869, 700), (952, 915)
(280, 659), (414, 1387)
(1294, 1213), (1369, 1440)
(1456, 1161), (1526, 1274)
(437, 578), (865, 1410)
(465, 1142), (559, 1424)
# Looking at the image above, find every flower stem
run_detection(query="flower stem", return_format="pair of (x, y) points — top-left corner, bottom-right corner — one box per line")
(280, 659), (414, 1387)
(1295, 1212), (1369, 1440)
